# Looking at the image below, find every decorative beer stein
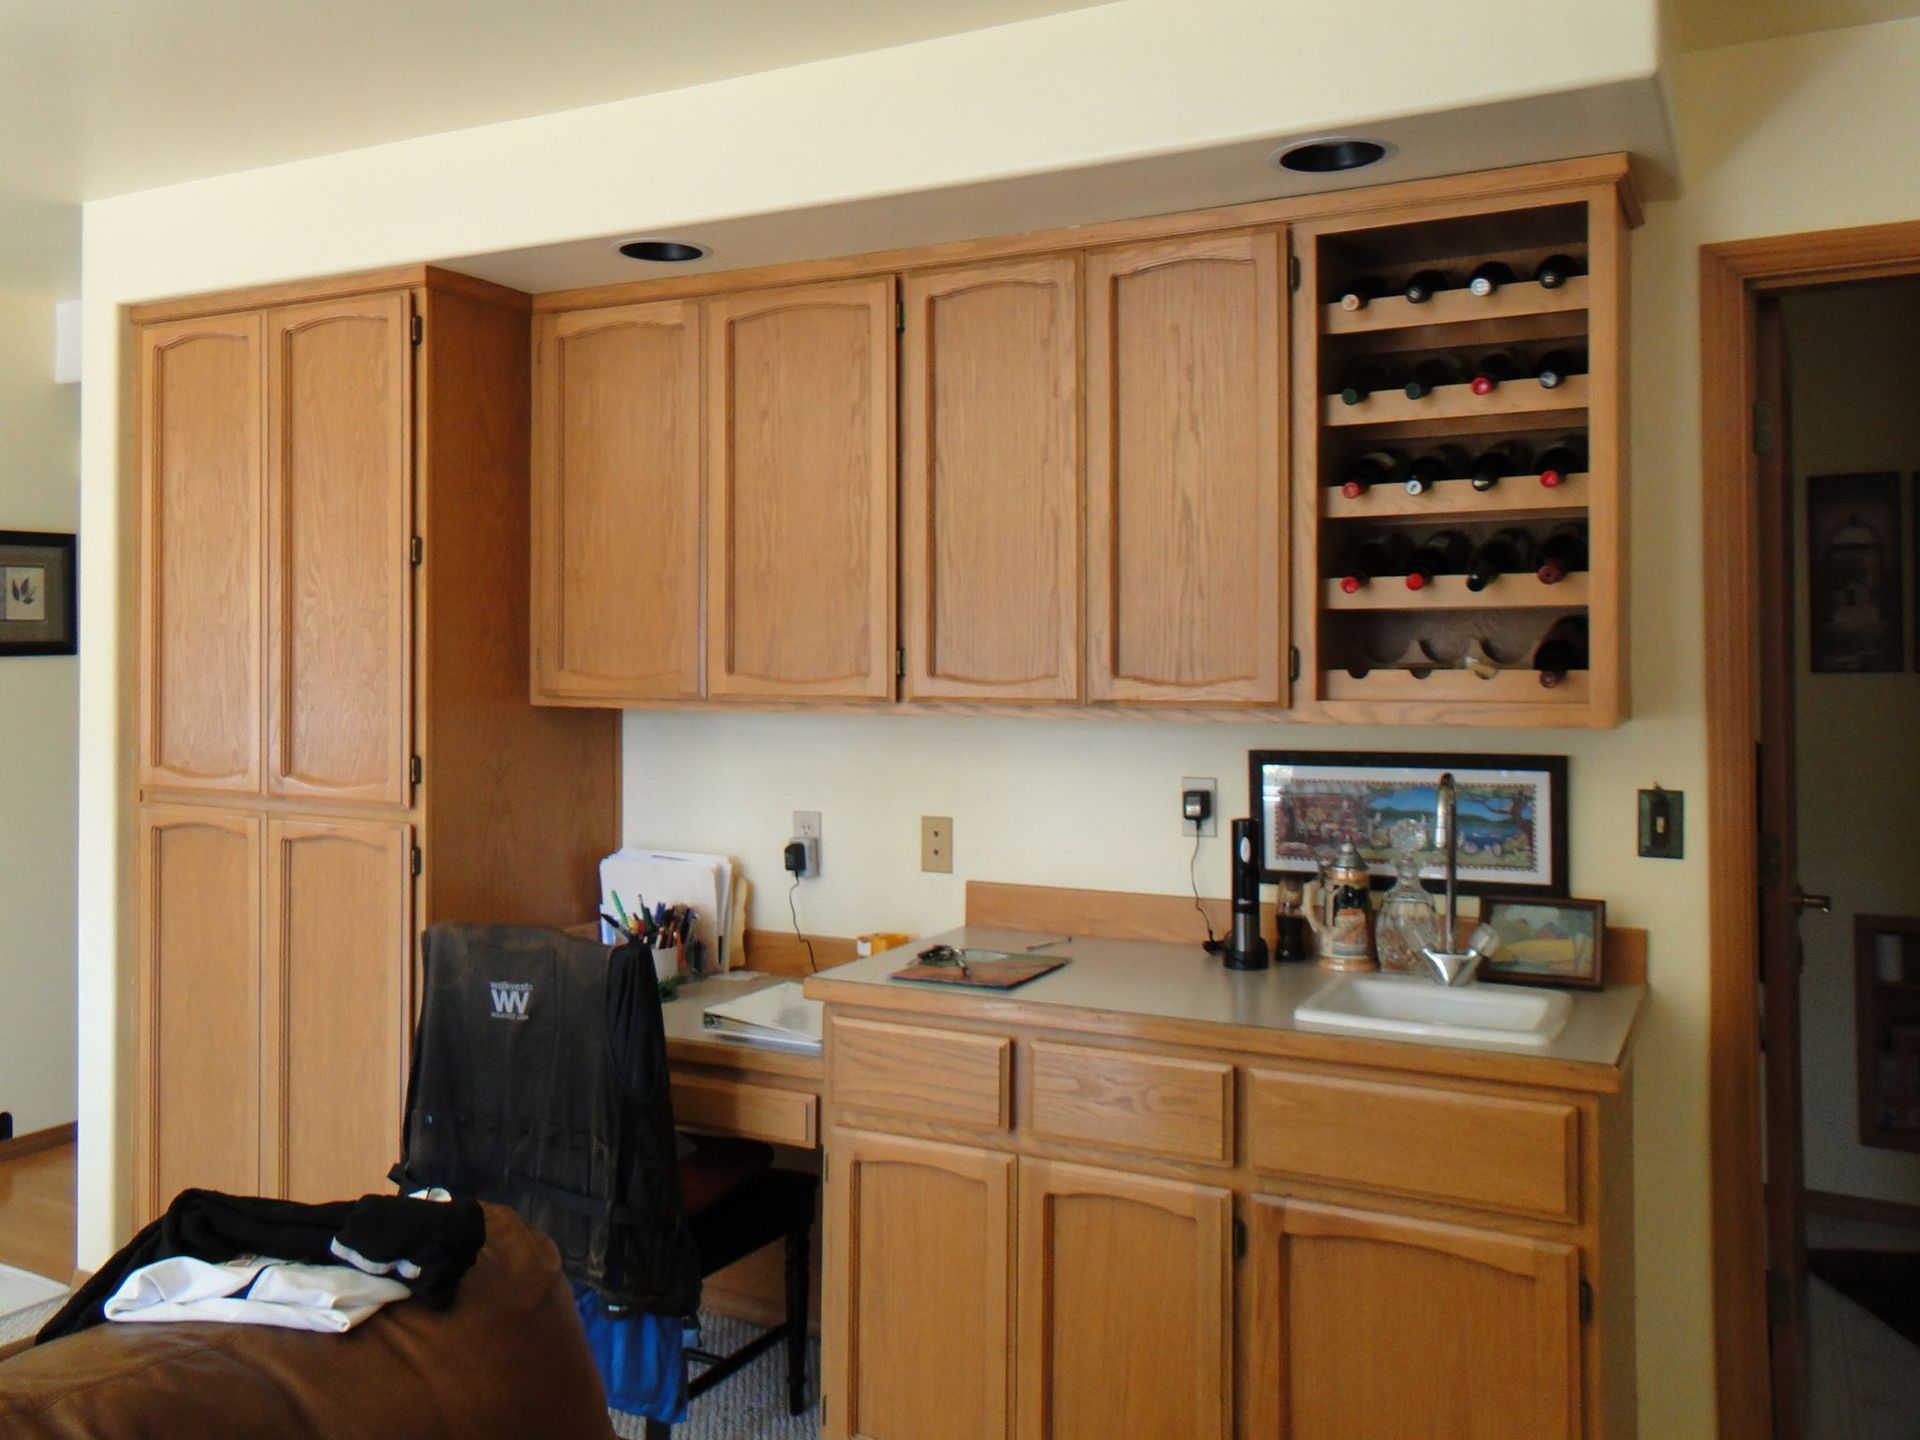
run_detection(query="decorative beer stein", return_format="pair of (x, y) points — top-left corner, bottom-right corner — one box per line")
(1302, 839), (1379, 971)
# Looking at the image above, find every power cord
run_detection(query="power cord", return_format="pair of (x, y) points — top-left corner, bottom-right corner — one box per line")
(1190, 829), (1224, 955)
(788, 876), (818, 973)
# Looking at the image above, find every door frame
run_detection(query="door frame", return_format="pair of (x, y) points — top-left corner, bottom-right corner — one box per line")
(1702, 219), (1920, 1440)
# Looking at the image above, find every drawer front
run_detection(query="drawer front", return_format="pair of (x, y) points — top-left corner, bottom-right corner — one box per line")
(1028, 1041), (1233, 1164)
(1244, 1069), (1579, 1221)
(831, 1017), (1011, 1132)
(674, 1075), (819, 1149)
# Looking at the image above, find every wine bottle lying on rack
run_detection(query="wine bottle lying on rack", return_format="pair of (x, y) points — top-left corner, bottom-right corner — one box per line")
(1402, 444), (1466, 495)
(1405, 530), (1472, 590)
(1534, 348), (1587, 389)
(1337, 448), (1408, 499)
(1535, 254), (1583, 290)
(1404, 358), (1465, 399)
(1535, 522), (1589, 584)
(1466, 529), (1537, 592)
(1468, 440), (1531, 492)
(1533, 616), (1590, 688)
(1535, 436), (1588, 488)
(1402, 270), (1454, 304)
(1337, 534), (1413, 593)
(1336, 276), (1389, 311)
(1471, 351), (1519, 395)
(1338, 361), (1400, 407)
(1468, 260), (1516, 297)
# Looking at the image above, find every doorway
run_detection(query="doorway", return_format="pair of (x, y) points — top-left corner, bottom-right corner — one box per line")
(1705, 226), (1920, 1440)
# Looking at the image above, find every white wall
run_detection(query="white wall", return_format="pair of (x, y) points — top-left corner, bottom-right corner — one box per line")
(0, 287), (80, 1136)
(1781, 282), (1920, 1205)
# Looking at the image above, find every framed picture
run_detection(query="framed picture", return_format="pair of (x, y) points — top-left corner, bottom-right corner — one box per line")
(1807, 471), (1902, 673)
(0, 530), (76, 657)
(1250, 750), (1568, 897)
(1480, 896), (1607, 989)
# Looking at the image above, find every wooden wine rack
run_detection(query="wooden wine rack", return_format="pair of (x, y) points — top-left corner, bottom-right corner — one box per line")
(1290, 173), (1632, 727)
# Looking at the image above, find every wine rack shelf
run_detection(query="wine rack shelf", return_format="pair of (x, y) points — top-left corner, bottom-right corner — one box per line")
(1325, 573), (1590, 612)
(1324, 373), (1592, 428)
(1324, 473), (1589, 521)
(1323, 275), (1590, 336)
(1321, 668), (1590, 706)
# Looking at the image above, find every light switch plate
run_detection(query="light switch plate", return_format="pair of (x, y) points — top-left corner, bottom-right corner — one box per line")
(921, 816), (953, 873)
(1638, 788), (1684, 859)
(1181, 776), (1218, 838)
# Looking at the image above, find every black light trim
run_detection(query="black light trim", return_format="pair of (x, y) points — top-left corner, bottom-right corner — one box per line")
(618, 239), (708, 263)
(1274, 139), (1387, 174)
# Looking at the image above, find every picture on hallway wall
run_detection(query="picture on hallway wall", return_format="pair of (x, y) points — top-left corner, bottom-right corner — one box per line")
(0, 530), (76, 657)
(1807, 471), (1902, 672)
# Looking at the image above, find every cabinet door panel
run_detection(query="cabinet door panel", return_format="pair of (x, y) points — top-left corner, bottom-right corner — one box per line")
(136, 807), (262, 1220)
(1086, 231), (1285, 704)
(707, 278), (895, 699)
(139, 315), (264, 793)
(266, 293), (413, 804)
(1017, 1158), (1231, 1440)
(824, 1131), (1012, 1440)
(1246, 1196), (1580, 1440)
(901, 257), (1081, 701)
(262, 816), (412, 1202)
(532, 302), (704, 700)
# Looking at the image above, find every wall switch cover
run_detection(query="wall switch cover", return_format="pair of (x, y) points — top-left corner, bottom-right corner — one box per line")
(1181, 777), (1218, 838)
(921, 816), (953, 873)
(1638, 788), (1684, 859)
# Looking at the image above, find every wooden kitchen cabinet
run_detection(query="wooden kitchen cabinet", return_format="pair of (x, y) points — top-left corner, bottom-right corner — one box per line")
(1016, 1159), (1232, 1440)
(531, 300), (705, 702)
(1085, 230), (1287, 705)
(1245, 1197), (1582, 1440)
(823, 1130), (1014, 1440)
(900, 257), (1082, 702)
(706, 276), (897, 700)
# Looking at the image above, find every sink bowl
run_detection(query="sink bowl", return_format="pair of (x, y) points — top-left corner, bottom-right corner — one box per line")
(1294, 972), (1573, 1049)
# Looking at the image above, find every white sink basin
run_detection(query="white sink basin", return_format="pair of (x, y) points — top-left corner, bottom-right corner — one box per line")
(1294, 972), (1573, 1049)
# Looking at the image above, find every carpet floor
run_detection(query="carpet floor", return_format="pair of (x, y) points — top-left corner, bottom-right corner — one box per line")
(610, 1313), (820, 1440)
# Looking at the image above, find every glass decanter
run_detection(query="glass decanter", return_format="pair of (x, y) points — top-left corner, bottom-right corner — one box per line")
(1374, 817), (1441, 974)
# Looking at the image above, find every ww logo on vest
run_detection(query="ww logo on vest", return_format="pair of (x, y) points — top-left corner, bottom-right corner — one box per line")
(488, 981), (533, 1021)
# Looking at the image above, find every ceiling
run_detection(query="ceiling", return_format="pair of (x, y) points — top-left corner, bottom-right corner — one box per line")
(0, 0), (1104, 292)
(1676, 0), (1920, 50)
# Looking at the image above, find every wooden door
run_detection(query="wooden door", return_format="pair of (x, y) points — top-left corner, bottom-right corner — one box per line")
(823, 1130), (1013, 1440)
(262, 815), (412, 1202)
(1016, 1158), (1231, 1440)
(901, 257), (1082, 701)
(138, 314), (264, 794)
(1245, 1196), (1581, 1440)
(707, 277), (896, 700)
(1086, 230), (1286, 705)
(265, 293), (414, 805)
(532, 301), (705, 701)
(135, 806), (262, 1220)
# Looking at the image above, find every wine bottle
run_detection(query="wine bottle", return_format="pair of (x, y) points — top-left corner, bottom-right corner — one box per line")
(1403, 357), (1465, 399)
(1534, 348), (1587, 389)
(1404, 529), (1472, 590)
(1337, 533), (1412, 593)
(1402, 270), (1453, 305)
(1337, 361), (1398, 407)
(1534, 254), (1583, 290)
(1533, 616), (1590, 687)
(1468, 260), (1516, 297)
(1468, 440), (1531, 492)
(1534, 436), (1588, 489)
(1338, 448), (1407, 499)
(1470, 351), (1518, 395)
(1336, 276), (1388, 311)
(1401, 444), (1466, 496)
(1535, 522), (1589, 584)
(1465, 528), (1537, 592)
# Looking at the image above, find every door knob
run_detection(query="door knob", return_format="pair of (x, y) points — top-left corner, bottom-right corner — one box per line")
(1790, 888), (1833, 914)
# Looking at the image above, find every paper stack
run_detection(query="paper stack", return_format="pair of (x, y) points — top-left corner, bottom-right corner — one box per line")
(599, 847), (740, 972)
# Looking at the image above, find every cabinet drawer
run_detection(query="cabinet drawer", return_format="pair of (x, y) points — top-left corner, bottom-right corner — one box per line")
(1244, 1069), (1579, 1221)
(674, 1076), (818, 1149)
(831, 1018), (1011, 1132)
(1029, 1041), (1233, 1164)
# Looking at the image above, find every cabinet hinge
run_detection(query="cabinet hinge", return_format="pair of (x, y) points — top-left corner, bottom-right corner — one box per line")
(410, 314), (424, 346)
(896, 645), (906, 679)
(1232, 1217), (1248, 1261)
(410, 845), (423, 877)
(895, 300), (905, 333)
(409, 754), (423, 786)
(1752, 398), (1777, 455)
(410, 535), (424, 566)
(1288, 645), (1301, 683)
(1288, 253), (1302, 293)
(821, 1151), (829, 1184)
(1578, 1278), (1594, 1325)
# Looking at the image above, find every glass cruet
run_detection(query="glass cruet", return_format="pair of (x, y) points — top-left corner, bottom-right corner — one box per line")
(1375, 816), (1441, 975)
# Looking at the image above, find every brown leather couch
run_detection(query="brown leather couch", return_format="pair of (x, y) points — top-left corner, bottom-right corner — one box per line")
(0, 1203), (617, 1439)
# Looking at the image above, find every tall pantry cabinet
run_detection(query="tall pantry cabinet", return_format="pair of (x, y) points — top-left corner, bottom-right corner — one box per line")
(133, 268), (619, 1219)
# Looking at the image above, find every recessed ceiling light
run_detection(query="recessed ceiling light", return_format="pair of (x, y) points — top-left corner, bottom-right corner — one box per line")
(617, 239), (708, 263)
(1272, 139), (1388, 174)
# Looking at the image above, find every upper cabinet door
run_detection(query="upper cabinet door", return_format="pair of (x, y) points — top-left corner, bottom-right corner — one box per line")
(1086, 230), (1287, 705)
(139, 314), (265, 794)
(265, 294), (414, 806)
(532, 301), (704, 702)
(901, 258), (1082, 703)
(706, 277), (896, 700)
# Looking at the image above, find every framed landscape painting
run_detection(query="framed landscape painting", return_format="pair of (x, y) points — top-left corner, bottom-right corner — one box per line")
(1480, 896), (1607, 989)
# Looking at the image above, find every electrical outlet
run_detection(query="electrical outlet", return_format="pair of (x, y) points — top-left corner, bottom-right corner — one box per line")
(921, 816), (953, 873)
(1181, 777), (1218, 838)
(792, 810), (821, 841)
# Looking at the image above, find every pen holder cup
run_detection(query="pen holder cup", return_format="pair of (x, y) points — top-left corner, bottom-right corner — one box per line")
(653, 941), (683, 985)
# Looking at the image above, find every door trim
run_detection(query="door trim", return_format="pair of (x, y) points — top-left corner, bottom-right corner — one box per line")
(1701, 218), (1920, 1440)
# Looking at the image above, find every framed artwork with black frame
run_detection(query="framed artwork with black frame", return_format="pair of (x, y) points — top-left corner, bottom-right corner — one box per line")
(1249, 750), (1569, 897)
(0, 530), (76, 657)
(1806, 471), (1902, 673)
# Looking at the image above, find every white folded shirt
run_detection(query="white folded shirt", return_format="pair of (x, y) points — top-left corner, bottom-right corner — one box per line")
(104, 1255), (411, 1334)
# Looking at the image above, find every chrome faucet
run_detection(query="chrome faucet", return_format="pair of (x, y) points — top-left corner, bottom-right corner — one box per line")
(1417, 772), (1497, 986)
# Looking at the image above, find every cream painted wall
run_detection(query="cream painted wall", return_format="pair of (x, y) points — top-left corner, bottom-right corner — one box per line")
(1780, 282), (1920, 1205)
(0, 288), (79, 1137)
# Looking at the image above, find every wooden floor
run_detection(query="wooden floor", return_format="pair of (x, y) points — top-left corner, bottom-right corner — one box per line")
(0, 1143), (76, 1283)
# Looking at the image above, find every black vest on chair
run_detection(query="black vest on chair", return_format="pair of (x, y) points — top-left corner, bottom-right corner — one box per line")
(391, 924), (700, 1315)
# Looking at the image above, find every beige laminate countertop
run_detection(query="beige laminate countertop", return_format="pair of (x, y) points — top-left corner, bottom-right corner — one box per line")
(804, 926), (1645, 1094)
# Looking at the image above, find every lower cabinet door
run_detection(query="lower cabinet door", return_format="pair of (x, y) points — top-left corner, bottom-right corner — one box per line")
(1016, 1158), (1232, 1440)
(262, 815), (413, 1202)
(1246, 1196), (1582, 1440)
(823, 1130), (1014, 1440)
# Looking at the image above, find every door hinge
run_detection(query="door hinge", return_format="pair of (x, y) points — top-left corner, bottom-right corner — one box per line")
(409, 754), (423, 786)
(895, 300), (905, 333)
(1288, 645), (1301, 683)
(1578, 1278), (1594, 1325)
(896, 645), (906, 679)
(821, 1151), (829, 1184)
(1288, 253), (1302, 293)
(410, 314), (424, 346)
(410, 845), (423, 877)
(1752, 398), (1777, 455)
(410, 535), (424, 566)
(1233, 1217), (1248, 1261)
(1765, 1269), (1793, 1330)
(1759, 833), (1783, 891)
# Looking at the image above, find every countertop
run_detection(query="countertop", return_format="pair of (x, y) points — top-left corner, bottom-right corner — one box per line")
(804, 926), (1645, 1094)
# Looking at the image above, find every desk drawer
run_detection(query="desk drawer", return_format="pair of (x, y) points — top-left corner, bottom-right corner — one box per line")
(675, 1076), (819, 1149)
(1244, 1068), (1579, 1221)
(831, 1017), (1011, 1132)
(1029, 1041), (1233, 1164)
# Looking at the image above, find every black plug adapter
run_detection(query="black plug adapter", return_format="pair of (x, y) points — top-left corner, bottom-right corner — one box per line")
(783, 840), (808, 875)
